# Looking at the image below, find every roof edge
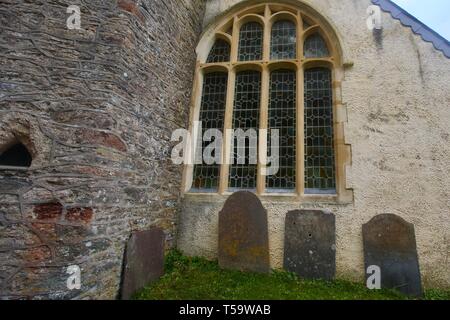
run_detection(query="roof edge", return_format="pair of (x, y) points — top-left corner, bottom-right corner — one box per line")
(372, 0), (450, 58)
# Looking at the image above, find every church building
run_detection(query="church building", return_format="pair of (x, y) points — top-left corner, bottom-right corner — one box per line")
(0, 0), (449, 299)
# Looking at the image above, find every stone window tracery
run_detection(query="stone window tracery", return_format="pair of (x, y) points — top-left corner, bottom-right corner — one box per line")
(207, 39), (231, 63)
(304, 33), (329, 58)
(186, 3), (352, 202)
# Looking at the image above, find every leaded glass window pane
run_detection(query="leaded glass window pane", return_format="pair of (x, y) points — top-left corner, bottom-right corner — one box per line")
(304, 33), (329, 58)
(304, 68), (336, 192)
(229, 71), (261, 189)
(238, 22), (263, 61)
(206, 39), (231, 63)
(192, 72), (228, 190)
(270, 20), (296, 60)
(266, 70), (296, 190)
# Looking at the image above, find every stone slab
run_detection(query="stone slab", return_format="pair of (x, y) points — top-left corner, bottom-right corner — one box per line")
(283, 210), (336, 280)
(218, 191), (270, 273)
(121, 228), (165, 300)
(363, 214), (423, 297)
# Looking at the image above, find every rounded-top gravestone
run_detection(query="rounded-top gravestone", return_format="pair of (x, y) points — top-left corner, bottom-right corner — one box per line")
(218, 191), (270, 273)
(121, 228), (165, 300)
(363, 214), (423, 297)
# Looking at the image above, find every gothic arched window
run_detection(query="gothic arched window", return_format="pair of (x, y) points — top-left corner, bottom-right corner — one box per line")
(304, 33), (329, 58)
(187, 3), (350, 201)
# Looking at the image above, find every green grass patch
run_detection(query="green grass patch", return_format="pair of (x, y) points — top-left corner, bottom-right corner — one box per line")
(134, 250), (449, 300)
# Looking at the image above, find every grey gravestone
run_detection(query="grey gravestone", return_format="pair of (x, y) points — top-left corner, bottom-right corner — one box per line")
(363, 214), (423, 297)
(121, 228), (164, 300)
(283, 210), (336, 280)
(218, 191), (270, 273)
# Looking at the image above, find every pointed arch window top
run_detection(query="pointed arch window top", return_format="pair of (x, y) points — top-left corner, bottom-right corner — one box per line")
(207, 39), (231, 63)
(304, 33), (329, 58)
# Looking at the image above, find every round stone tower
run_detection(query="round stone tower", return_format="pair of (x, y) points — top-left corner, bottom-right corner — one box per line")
(0, 0), (206, 299)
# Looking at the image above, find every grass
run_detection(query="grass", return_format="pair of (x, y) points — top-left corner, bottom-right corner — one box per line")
(134, 250), (450, 300)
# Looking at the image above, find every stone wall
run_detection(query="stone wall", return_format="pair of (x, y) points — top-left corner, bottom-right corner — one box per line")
(0, 0), (206, 299)
(178, 0), (450, 289)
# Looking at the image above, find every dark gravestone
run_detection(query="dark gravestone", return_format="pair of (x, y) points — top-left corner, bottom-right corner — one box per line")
(283, 210), (336, 280)
(121, 228), (165, 300)
(218, 191), (270, 273)
(363, 214), (423, 297)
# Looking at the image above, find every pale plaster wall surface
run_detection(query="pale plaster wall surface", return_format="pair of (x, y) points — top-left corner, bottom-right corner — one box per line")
(178, 0), (450, 289)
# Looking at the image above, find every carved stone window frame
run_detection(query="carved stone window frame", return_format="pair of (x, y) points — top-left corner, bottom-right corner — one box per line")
(183, 2), (353, 204)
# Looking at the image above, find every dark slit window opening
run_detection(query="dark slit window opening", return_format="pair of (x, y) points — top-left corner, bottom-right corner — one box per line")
(0, 143), (32, 168)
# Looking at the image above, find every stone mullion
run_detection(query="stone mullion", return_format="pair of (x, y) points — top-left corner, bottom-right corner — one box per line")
(297, 11), (304, 62)
(263, 4), (271, 62)
(297, 12), (304, 197)
(256, 5), (271, 194)
(297, 66), (305, 197)
(230, 16), (239, 63)
(257, 66), (269, 195)
(219, 16), (239, 194)
(219, 68), (235, 194)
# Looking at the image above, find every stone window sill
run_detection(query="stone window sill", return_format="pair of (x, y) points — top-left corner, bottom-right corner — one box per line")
(183, 190), (352, 205)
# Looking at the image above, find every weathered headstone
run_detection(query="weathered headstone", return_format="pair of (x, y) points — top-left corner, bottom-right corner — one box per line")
(363, 214), (423, 297)
(218, 191), (270, 273)
(121, 227), (165, 300)
(283, 210), (336, 280)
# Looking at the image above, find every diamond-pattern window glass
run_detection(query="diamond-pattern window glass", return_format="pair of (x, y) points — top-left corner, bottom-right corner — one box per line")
(304, 68), (336, 192)
(206, 39), (231, 63)
(229, 71), (261, 189)
(238, 22), (263, 61)
(270, 20), (296, 60)
(192, 72), (228, 190)
(266, 70), (296, 190)
(304, 33), (329, 58)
